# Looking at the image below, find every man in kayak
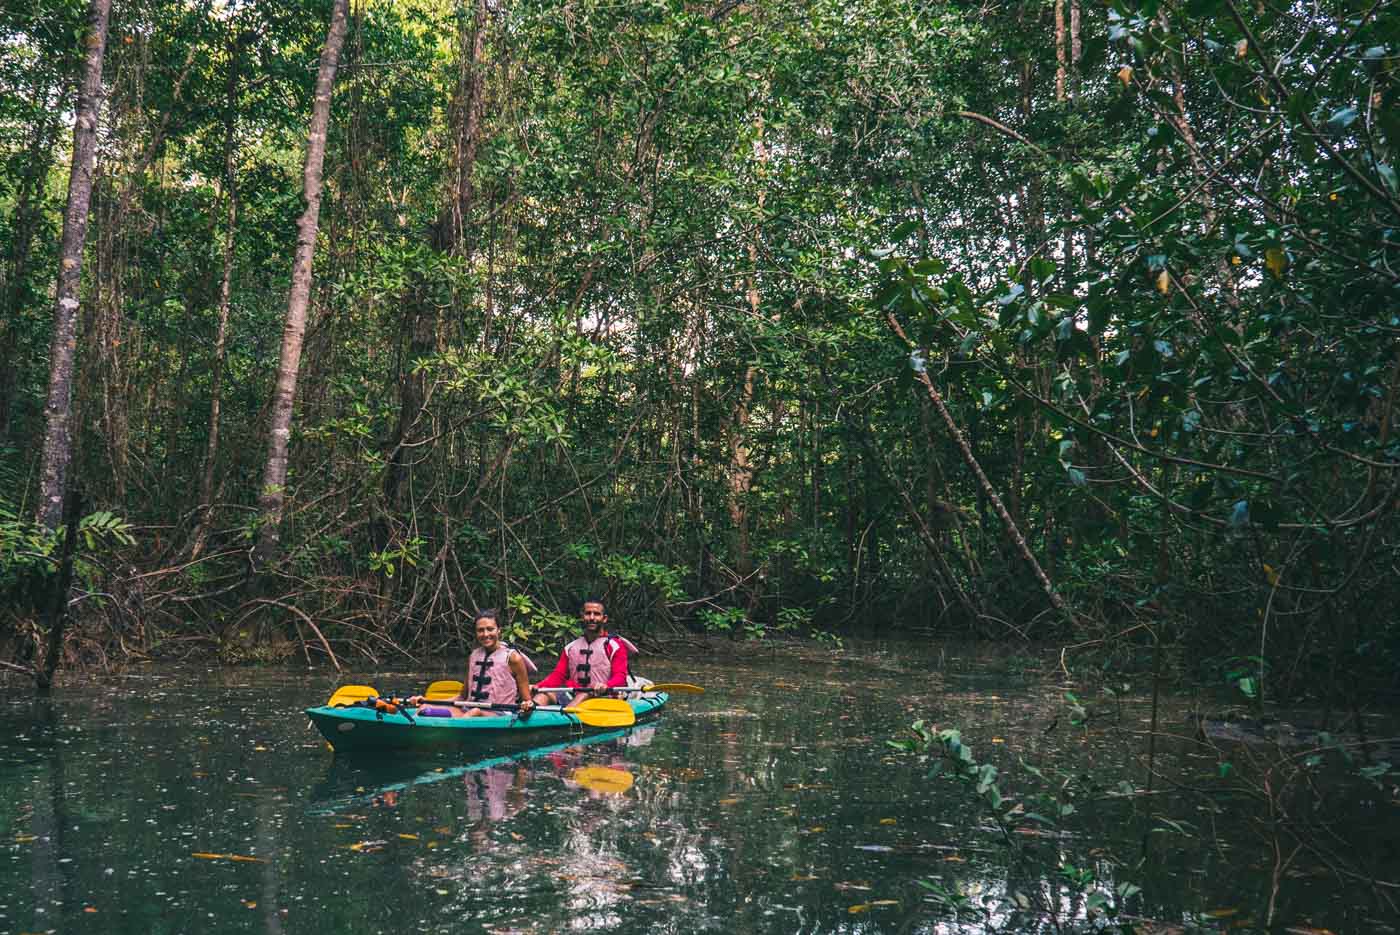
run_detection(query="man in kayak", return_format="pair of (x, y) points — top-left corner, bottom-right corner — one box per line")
(411, 610), (536, 717)
(531, 598), (637, 707)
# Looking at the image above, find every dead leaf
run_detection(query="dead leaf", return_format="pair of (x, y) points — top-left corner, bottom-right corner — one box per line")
(1204, 907), (1240, 918)
(1117, 65), (1133, 87)
(879, 818), (897, 825)
(1155, 270), (1170, 295)
(1265, 248), (1287, 279)
(398, 834), (419, 841)
(848, 904), (871, 914)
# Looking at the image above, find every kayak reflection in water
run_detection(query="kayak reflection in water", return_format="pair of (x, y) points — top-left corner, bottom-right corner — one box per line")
(409, 609), (537, 718)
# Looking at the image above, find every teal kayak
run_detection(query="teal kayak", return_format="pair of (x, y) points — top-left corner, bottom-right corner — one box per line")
(305, 693), (667, 753)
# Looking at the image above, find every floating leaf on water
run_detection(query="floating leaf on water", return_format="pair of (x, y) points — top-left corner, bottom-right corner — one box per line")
(397, 834), (419, 841)
(14, 835), (36, 843)
(192, 852), (224, 860)
(869, 900), (899, 907)
(433, 826), (451, 834)
(242, 900), (257, 909)
(943, 855), (966, 862)
(807, 826), (826, 833)
(228, 854), (264, 862)
(791, 874), (819, 881)
(879, 818), (897, 825)
(83, 907), (98, 913)
(1203, 907), (1240, 918)
(991, 738), (1005, 744)
(834, 882), (873, 891)
(848, 904), (871, 914)
(718, 797), (740, 806)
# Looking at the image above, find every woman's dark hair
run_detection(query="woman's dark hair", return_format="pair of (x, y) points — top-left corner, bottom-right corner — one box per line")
(472, 608), (500, 627)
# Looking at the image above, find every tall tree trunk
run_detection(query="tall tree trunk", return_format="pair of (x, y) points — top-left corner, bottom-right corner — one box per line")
(252, 0), (351, 567)
(1054, 0), (1067, 102)
(35, 0), (112, 530)
(194, 30), (243, 556)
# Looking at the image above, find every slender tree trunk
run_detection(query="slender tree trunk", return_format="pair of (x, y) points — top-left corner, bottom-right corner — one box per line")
(194, 31), (243, 555)
(253, 0), (350, 567)
(35, 0), (112, 530)
(886, 314), (1075, 628)
(1054, 0), (1067, 103)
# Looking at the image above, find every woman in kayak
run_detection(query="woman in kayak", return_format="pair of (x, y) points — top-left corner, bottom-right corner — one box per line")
(412, 610), (536, 717)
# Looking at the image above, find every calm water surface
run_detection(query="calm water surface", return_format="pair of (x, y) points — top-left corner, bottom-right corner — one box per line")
(2, 644), (1397, 933)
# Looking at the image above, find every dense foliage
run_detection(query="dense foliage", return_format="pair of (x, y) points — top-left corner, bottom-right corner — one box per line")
(2, 0), (1397, 701)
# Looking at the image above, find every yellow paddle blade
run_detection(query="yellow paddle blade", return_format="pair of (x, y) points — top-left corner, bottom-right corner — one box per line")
(326, 684), (380, 707)
(424, 679), (463, 701)
(564, 698), (637, 728)
(571, 766), (634, 794)
(637, 682), (704, 695)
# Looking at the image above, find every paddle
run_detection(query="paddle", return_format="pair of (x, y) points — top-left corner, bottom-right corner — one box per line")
(627, 682), (704, 695)
(423, 679), (464, 701)
(326, 684), (380, 707)
(446, 697), (636, 728)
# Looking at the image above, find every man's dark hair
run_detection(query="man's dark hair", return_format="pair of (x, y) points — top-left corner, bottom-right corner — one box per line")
(579, 597), (606, 613)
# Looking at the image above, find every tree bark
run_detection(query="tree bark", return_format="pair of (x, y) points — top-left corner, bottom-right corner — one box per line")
(253, 0), (351, 567)
(35, 0), (112, 530)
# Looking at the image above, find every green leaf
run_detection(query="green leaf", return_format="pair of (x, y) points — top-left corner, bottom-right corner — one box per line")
(1326, 106), (1358, 134)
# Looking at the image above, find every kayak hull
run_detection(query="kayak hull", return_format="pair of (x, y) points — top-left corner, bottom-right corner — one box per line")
(306, 693), (667, 753)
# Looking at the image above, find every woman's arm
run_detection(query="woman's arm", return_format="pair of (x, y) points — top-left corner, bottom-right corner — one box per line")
(508, 652), (534, 710)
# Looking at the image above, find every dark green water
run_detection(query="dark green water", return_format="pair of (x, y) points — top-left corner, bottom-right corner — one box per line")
(2, 645), (1398, 933)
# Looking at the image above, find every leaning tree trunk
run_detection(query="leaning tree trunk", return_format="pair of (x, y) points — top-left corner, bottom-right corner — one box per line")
(34, 0), (112, 530)
(252, 0), (350, 569)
